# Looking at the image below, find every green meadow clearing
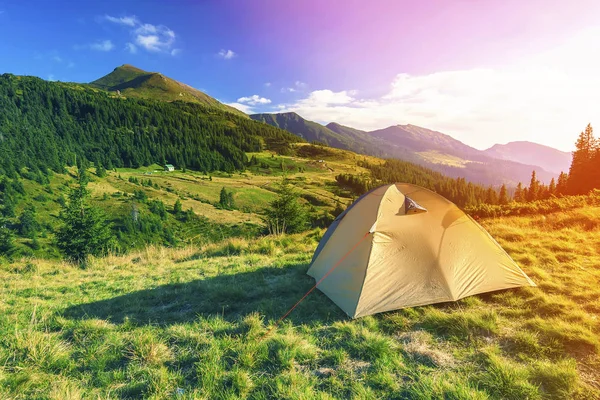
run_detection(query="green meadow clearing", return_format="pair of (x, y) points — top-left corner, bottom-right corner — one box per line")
(1, 203), (599, 399)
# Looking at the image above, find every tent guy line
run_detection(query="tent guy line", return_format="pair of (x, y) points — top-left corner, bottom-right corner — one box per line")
(261, 230), (372, 340)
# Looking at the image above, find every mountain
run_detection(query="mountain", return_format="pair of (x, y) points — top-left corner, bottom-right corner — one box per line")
(90, 64), (247, 118)
(250, 112), (354, 149)
(484, 141), (571, 174)
(369, 124), (486, 161)
(0, 73), (301, 176)
(253, 113), (557, 185)
(368, 124), (557, 185)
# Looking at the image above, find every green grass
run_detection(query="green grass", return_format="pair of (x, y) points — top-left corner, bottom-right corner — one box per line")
(2, 204), (600, 398)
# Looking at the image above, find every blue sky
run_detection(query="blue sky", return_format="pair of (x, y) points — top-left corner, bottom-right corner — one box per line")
(1, 0), (599, 150)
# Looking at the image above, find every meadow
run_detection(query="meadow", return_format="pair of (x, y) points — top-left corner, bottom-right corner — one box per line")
(1, 203), (599, 399)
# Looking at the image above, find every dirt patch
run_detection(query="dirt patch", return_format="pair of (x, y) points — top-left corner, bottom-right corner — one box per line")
(398, 330), (456, 368)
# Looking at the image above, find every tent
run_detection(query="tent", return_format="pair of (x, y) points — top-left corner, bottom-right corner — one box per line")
(307, 183), (535, 318)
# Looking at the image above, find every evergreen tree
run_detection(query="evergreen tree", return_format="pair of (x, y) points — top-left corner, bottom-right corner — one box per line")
(556, 172), (568, 196)
(0, 217), (14, 255)
(56, 180), (114, 264)
(527, 171), (540, 202)
(514, 182), (524, 203)
(548, 178), (556, 197)
(18, 205), (40, 238)
(173, 199), (183, 215)
(219, 187), (231, 209)
(568, 124), (597, 194)
(263, 179), (308, 235)
(96, 161), (107, 178)
(498, 184), (509, 205)
(485, 187), (498, 205)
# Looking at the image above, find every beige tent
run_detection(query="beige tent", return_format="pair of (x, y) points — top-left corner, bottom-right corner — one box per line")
(307, 183), (535, 318)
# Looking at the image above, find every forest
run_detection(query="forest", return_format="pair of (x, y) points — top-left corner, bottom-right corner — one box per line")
(0, 73), (302, 178)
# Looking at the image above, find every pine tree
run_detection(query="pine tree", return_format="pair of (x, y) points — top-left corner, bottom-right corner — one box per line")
(548, 178), (556, 197)
(556, 172), (568, 196)
(568, 124), (597, 194)
(498, 184), (509, 205)
(219, 187), (235, 210)
(0, 217), (14, 255)
(96, 161), (106, 178)
(514, 182), (524, 203)
(485, 187), (498, 205)
(56, 180), (114, 265)
(173, 199), (183, 215)
(18, 205), (39, 238)
(527, 171), (540, 201)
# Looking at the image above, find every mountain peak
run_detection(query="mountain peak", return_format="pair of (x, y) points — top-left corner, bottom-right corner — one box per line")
(89, 65), (247, 118)
(484, 141), (571, 174)
(117, 64), (147, 72)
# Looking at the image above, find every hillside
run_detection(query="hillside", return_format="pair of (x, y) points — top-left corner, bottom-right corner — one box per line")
(90, 64), (247, 118)
(1, 203), (599, 398)
(485, 141), (572, 174)
(0, 73), (300, 177)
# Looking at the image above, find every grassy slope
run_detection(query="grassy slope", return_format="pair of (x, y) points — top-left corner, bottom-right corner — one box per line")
(1, 197), (600, 397)
(90, 64), (248, 118)
(9, 145), (372, 257)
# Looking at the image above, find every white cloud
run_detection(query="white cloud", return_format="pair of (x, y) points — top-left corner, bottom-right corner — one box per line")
(276, 66), (600, 151)
(276, 27), (600, 151)
(52, 55), (62, 63)
(225, 102), (254, 114)
(218, 49), (236, 59)
(281, 80), (307, 93)
(237, 95), (272, 105)
(102, 14), (178, 55)
(90, 40), (114, 51)
(135, 24), (175, 52)
(105, 15), (139, 26)
(125, 42), (137, 54)
(264, 82), (272, 87)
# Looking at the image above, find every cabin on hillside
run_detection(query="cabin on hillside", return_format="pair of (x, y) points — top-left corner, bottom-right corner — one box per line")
(164, 164), (175, 172)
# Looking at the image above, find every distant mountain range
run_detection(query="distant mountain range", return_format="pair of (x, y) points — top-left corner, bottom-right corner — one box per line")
(90, 64), (247, 117)
(252, 113), (563, 186)
(483, 141), (571, 175)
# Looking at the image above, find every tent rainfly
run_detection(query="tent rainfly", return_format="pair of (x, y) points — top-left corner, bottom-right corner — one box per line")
(307, 183), (535, 318)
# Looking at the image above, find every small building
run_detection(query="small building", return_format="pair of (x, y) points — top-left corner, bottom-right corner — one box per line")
(164, 164), (175, 172)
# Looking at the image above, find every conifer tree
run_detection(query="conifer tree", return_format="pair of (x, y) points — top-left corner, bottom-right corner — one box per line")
(0, 217), (14, 255)
(548, 178), (556, 197)
(527, 171), (540, 201)
(56, 179), (114, 265)
(568, 124), (597, 194)
(514, 182), (524, 203)
(173, 199), (183, 215)
(498, 184), (509, 205)
(556, 172), (569, 196)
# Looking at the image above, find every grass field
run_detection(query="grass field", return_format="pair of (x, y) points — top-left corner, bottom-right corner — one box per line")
(1, 203), (599, 398)
(8, 145), (371, 258)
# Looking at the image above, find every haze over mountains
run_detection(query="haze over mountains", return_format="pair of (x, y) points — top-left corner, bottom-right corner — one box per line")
(483, 142), (571, 175)
(252, 112), (559, 186)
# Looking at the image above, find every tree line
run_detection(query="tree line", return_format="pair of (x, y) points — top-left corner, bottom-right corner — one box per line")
(515, 124), (597, 201)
